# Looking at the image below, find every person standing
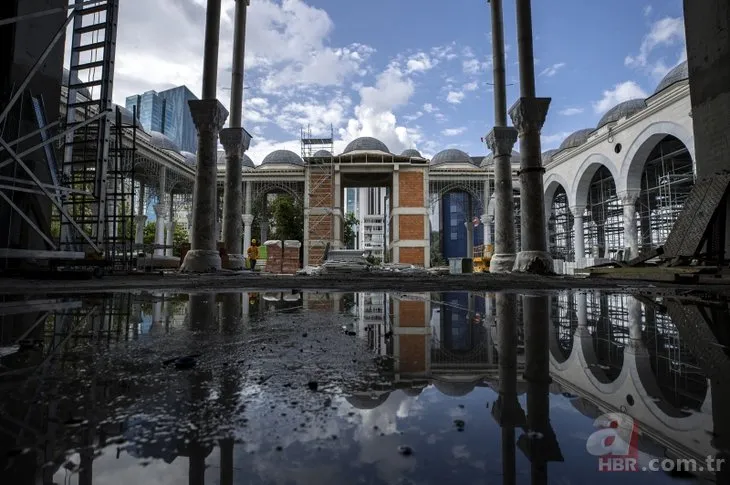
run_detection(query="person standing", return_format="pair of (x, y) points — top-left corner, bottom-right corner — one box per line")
(247, 239), (259, 271)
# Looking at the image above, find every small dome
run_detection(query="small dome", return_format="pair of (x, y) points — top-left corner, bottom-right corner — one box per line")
(430, 148), (473, 166)
(312, 150), (332, 158)
(180, 151), (197, 165)
(654, 61), (688, 95)
(542, 149), (558, 165)
(558, 128), (593, 151)
(481, 150), (520, 168)
(342, 137), (390, 154)
(62, 68), (92, 99)
(150, 131), (181, 152)
(596, 99), (647, 129)
(345, 392), (391, 410)
(242, 153), (255, 169)
(260, 149), (304, 167)
(401, 149), (423, 158)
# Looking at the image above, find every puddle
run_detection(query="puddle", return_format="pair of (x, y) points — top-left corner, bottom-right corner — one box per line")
(1, 290), (727, 483)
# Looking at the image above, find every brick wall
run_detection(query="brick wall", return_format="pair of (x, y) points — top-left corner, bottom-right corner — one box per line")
(307, 165), (334, 266)
(399, 215), (424, 240)
(399, 247), (425, 266)
(399, 335), (426, 372)
(398, 171), (424, 207)
(398, 300), (427, 327)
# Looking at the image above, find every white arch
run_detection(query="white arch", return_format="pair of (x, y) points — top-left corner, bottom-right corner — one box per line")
(621, 121), (695, 193)
(544, 172), (572, 216)
(571, 153), (621, 208)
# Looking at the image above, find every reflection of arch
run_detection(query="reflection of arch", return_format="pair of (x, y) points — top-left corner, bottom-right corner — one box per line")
(572, 154), (620, 208)
(549, 294), (576, 364)
(432, 378), (481, 397)
(346, 392), (391, 410)
(622, 121), (695, 193)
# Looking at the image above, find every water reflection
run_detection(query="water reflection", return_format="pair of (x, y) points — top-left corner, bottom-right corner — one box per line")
(0, 289), (729, 483)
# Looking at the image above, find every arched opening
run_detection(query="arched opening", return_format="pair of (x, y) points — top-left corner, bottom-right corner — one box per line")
(587, 293), (627, 382)
(437, 190), (483, 260)
(636, 135), (695, 252)
(583, 166), (622, 259)
(548, 185), (574, 261)
(550, 292), (576, 363)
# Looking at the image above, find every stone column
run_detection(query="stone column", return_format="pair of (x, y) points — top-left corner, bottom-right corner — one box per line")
(135, 215), (147, 245)
(153, 202), (167, 257)
(620, 191), (639, 260)
(186, 212), (193, 244)
(221, 129), (251, 269)
(509, 98), (552, 273)
(180, 100), (229, 272)
(487, 127), (519, 273)
(242, 214), (253, 254)
(571, 205), (585, 268)
(480, 214), (492, 247)
(165, 221), (175, 257)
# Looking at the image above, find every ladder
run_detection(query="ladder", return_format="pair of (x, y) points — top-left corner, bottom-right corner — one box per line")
(59, 0), (119, 255)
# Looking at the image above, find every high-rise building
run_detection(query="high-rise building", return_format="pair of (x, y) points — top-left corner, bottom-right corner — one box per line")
(125, 85), (199, 153)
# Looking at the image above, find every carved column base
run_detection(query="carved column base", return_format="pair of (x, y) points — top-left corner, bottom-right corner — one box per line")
(513, 250), (554, 274)
(490, 253), (516, 273)
(223, 253), (246, 270)
(180, 249), (221, 273)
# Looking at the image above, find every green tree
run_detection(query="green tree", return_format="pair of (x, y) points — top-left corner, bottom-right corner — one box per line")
(269, 195), (304, 242)
(143, 221), (156, 245)
(343, 212), (359, 249)
(142, 221), (188, 255)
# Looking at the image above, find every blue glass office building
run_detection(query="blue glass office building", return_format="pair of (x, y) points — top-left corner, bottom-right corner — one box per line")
(125, 86), (199, 153)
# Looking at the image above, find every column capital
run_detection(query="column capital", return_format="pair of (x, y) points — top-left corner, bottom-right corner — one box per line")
(153, 203), (168, 217)
(618, 190), (640, 206)
(485, 126), (519, 157)
(220, 127), (253, 155)
(135, 214), (147, 222)
(508, 97), (551, 135)
(188, 99), (229, 133)
(570, 205), (586, 217)
(242, 214), (254, 225)
(480, 214), (492, 225)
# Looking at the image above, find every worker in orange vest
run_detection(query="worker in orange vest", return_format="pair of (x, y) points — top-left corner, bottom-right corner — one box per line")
(247, 239), (260, 271)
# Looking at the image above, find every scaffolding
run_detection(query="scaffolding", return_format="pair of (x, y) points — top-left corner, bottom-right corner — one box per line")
(302, 126), (335, 259)
(548, 186), (574, 261)
(583, 166), (623, 259)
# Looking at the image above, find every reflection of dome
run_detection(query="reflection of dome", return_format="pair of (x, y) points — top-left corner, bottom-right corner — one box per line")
(343, 137), (390, 154)
(596, 99), (647, 129)
(430, 148), (473, 166)
(542, 149), (558, 165)
(654, 61), (688, 95)
(481, 150), (520, 167)
(402, 387), (424, 397)
(180, 151), (197, 165)
(312, 150), (332, 157)
(401, 149), (423, 158)
(62, 68), (92, 99)
(345, 392), (391, 410)
(558, 128), (593, 151)
(260, 149), (304, 167)
(432, 378), (481, 397)
(150, 131), (181, 152)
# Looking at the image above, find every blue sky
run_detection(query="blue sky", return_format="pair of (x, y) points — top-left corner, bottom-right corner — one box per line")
(112, 0), (687, 162)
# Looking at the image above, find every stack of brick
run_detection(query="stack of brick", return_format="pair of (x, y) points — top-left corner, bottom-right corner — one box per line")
(282, 240), (302, 274)
(263, 240), (283, 274)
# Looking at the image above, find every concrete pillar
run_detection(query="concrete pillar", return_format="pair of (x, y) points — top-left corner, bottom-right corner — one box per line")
(509, 98), (552, 273)
(487, 127), (519, 273)
(180, 101), (229, 272)
(220, 129), (251, 269)
(571, 206), (585, 267)
(153, 202), (167, 257)
(186, 212), (193, 244)
(135, 215), (147, 245)
(620, 192), (639, 260)
(165, 221), (175, 257)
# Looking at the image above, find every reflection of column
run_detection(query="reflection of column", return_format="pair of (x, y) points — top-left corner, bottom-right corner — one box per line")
(188, 293), (218, 333)
(520, 295), (563, 484)
(627, 297), (643, 350)
(620, 192), (639, 260)
(154, 202), (167, 256)
(571, 206), (585, 267)
(576, 292), (588, 330)
(220, 292), (242, 333)
(509, 0), (552, 274)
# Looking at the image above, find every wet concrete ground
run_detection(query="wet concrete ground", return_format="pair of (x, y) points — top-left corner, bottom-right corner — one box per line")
(1, 289), (728, 484)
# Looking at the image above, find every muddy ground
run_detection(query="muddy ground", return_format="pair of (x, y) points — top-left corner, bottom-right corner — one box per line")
(0, 271), (727, 295)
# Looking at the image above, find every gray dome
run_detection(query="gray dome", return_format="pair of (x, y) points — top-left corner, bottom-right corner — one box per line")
(343, 137), (390, 154)
(401, 149), (423, 158)
(312, 150), (332, 157)
(215, 151), (255, 168)
(62, 68), (92, 99)
(150, 131), (181, 152)
(217, 151), (226, 165)
(654, 61), (688, 94)
(345, 392), (391, 410)
(542, 149), (558, 165)
(596, 99), (647, 129)
(558, 128), (593, 151)
(481, 150), (520, 167)
(180, 151), (197, 165)
(260, 149), (304, 167)
(432, 379), (480, 397)
(430, 148), (474, 166)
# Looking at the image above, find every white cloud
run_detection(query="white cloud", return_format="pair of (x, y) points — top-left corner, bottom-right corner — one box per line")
(625, 16), (685, 76)
(559, 107), (584, 116)
(442, 127), (467, 137)
(403, 112), (423, 122)
(423, 103), (438, 113)
(592, 81), (648, 114)
(643, 5), (653, 17)
(541, 131), (573, 150)
(275, 94), (352, 135)
(538, 62), (566, 77)
(406, 52), (434, 73)
(463, 81), (479, 92)
(446, 91), (465, 104)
